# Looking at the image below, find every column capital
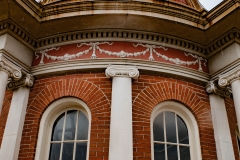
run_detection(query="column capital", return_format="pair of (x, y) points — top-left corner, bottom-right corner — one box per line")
(218, 66), (240, 87)
(7, 74), (34, 91)
(105, 65), (139, 79)
(0, 53), (22, 80)
(206, 81), (231, 98)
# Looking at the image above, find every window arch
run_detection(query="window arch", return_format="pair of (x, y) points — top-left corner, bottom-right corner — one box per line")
(35, 97), (91, 160)
(151, 101), (202, 160)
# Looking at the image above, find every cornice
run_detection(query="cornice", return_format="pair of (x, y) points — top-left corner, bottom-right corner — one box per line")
(105, 65), (139, 79)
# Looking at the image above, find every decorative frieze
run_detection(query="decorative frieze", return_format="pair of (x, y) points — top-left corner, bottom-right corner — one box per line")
(7, 74), (34, 90)
(0, 53), (22, 81)
(218, 66), (240, 88)
(35, 42), (207, 72)
(105, 65), (139, 79)
(206, 81), (231, 97)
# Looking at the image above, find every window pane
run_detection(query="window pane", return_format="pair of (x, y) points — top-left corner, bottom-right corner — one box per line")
(167, 145), (178, 160)
(180, 146), (190, 160)
(154, 143), (165, 160)
(64, 110), (77, 140)
(52, 113), (65, 141)
(75, 142), (87, 160)
(77, 112), (89, 140)
(153, 112), (164, 142)
(49, 143), (61, 160)
(177, 115), (189, 144)
(165, 112), (177, 143)
(62, 142), (74, 160)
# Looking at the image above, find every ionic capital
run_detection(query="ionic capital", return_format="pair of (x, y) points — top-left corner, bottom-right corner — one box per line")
(105, 65), (139, 79)
(0, 53), (22, 80)
(7, 74), (34, 90)
(219, 66), (240, 88)
(206, 81), (231, 97)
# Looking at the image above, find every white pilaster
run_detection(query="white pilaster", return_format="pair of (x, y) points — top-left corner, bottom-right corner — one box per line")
(206, 81), (235, 160)
(231, 80), (240, 130)
(0, 74), (34, 160)
(106, 65), (139, 160)
(0, 71), (8, 113)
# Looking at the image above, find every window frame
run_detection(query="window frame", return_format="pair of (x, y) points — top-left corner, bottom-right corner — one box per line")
(35, 97), (91, 160)
(151, 101), (202, 160)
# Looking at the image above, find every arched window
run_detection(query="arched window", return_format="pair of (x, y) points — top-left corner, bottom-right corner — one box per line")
(35, 98), (91, 160)
(49, 110), (89, 160)
(151, 101), (202, 160)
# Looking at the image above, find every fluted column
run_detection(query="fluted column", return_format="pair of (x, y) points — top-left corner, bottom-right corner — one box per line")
(0, 53), (22, 113)
(0, 74), (34, 160)
(206, 81), (235, 160)
(219, 66), (240, 132)
(106, 65), (139, 160)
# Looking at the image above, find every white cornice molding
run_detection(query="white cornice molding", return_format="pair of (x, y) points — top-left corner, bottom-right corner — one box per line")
(0, 53), (22, 80)
(7, 74), (34, 91)
(218, 66), (240, 87)
(105, 65), (139, 79)
(206, 81), (231, 97)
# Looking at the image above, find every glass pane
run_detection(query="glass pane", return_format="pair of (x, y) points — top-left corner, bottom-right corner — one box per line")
(154, 143), (165, 160)
(64, 110), (77, 140)
(52, 113), (65, 141)
(165, 112), (177, 143)
(177, 115), (189, 144)
(77, 112), (89, 140)
(75, 142), (87, 160)
(62, 143), (74, 160)
(180, 146), (190, 160)
(49, 143), (61, 160)
(167, 144), (178, 160)
(153, 113), (164, 142)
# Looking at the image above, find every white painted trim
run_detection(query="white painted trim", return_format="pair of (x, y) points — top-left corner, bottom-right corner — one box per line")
(150, 101), (202, 160)
(35, 97), (91, 160)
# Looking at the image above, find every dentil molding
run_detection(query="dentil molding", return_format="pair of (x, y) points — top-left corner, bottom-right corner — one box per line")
(218, 66), (240, 88)
(7, 74), (34, 90)
(0, 53), (22, 81)
(206, 81), (232, 97)
(105, 65), (139, 79)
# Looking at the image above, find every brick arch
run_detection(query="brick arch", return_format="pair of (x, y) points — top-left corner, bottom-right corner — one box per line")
(132, 81), (217, 160)
(19, 79), (111, 160)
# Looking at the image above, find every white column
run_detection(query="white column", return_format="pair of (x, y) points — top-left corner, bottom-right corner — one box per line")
(0, 53), (22, 113)
(0, 74), (34, 160)
(231, 80), (240, 129)
(106, 65), (139, 160)
(0, 71), (8, 113)
(206, 81), (235, 160)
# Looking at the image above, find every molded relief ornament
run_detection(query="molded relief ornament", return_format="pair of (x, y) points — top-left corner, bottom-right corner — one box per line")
(219, 66), (240, 88)
(206, 81), (231, 97)
(7, 74), (34, 90)
(105, 65), (139, 79)
(0, 53), (22, 80)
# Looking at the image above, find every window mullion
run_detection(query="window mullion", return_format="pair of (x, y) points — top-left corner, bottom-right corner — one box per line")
(72, 111), (80, 160)
(59, 112), (67, 160)
(163, 112), (167, 160)
(175, 114), (180, 160)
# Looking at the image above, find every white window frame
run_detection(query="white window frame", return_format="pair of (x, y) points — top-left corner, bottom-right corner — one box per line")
(151, 101), (202, 160)
(35, 97), (91, 160)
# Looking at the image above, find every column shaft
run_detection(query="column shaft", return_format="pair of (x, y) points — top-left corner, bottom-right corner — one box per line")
(231, 80), (240, 130)
(0, 71), (8, 113)
(209, 94), (235, 160)
(109, 77), (133, 160)
(0, 87), (30, 160)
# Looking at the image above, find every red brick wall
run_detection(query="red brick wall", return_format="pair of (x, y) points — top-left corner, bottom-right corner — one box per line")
(0, 90), (13, 146)
(18, 73), (218, 160)
(225, 97), (239, 160)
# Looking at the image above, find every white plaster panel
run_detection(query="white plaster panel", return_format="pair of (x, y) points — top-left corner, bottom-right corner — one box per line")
(209, 94), (235, 160)
(0, 34), (7, 49)
(208, 43), (240, 74)
(0, 34), (33, 67)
